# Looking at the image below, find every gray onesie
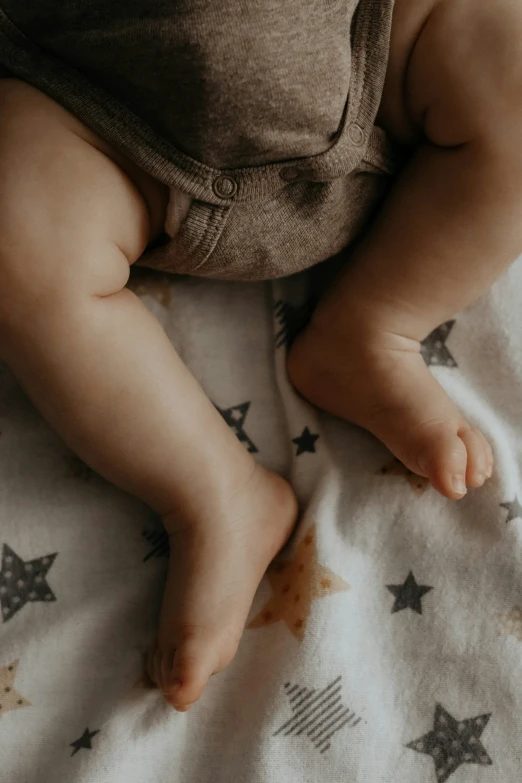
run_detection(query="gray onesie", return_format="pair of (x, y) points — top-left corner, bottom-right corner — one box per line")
(0, 0), (401, 280)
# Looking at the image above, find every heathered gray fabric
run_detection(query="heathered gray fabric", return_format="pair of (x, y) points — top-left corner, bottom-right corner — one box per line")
(0, 0), (401, 280)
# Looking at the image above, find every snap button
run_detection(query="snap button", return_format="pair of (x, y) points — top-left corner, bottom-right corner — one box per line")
(348, 123), (365, 146)
(212, 174), (238, 199)
(280, 166), (304, 182)
(9, 50), (30, 67)
(280, 166), (315, 182)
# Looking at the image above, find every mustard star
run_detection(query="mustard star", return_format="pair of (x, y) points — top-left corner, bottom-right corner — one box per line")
(248, 527), (349, 641)
(378, 458), (429, 494)
(127, 271), (174, 308)
(498, 605), (522, 641)
(0, 660), (31, 717)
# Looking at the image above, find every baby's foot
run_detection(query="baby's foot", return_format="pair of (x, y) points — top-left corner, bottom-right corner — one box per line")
(287, 322), (493, 500)
(147, 465), (298, 710)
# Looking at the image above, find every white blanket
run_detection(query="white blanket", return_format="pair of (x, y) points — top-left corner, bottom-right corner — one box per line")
(1, 260), (522, 783)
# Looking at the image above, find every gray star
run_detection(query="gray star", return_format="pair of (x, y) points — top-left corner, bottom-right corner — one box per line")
(142, 528), (169, 562)
(407, 704), (492, 782)
(0, 544), (57, 622)
(70, 727), (100, 756)
(215, 401), (258, 453)
(292, 427), (319, 456)
(274, 298), (316, 348)
(421, 321), (457, 367)
(387, 571), (432, 614)
(274, 677), (361, 754)
(500, 497), (522, 523)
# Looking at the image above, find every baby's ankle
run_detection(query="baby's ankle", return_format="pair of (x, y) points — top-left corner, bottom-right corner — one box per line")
(304, 302), (420, 364)
(311, 277), (439, 349)
(161, 462), (285, 536)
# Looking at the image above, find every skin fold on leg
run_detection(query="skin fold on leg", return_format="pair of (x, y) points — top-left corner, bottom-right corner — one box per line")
(289, 0), (522, 499)
(0, 79), (298, 710)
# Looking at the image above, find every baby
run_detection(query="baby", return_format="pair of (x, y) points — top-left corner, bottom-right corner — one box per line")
(0, 0), (517, 710)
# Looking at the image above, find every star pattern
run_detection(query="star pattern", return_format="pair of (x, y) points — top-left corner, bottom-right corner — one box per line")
(274, 298), (316, 348)
(292, 427), (319, 456)
(421, 321), (457, 368)
(0, 660), (31, 717)
(248, 527), (349, 640)
(70, 727), (100, 756)
(498, 605), (522, 642)
(273, 677), (361, 754)
(142, 528), (169, 562)
(378, 458), (429, 494)
(387, 571), (432, 614)
(215, 401), (258, 453)
(127, 270), (174, 308)
(406, 703), (492, 782)
(500, 497), (522, 523)
(0, 544), (57, 622)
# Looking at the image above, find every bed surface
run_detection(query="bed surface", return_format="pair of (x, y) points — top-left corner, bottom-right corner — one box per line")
(1, 262), (522, 782)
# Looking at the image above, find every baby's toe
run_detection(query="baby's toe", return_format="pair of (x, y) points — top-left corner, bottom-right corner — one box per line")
(459, 427), (493, 487)
(415, 423), (468, 499)
(160, 631), (220, 710)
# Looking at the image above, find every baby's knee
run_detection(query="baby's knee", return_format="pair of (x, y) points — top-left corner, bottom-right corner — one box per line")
(408, 0), (522, 146)
(0, 225), (129, 338)
(0, 83), (144, 324)
(0, 178), (74, 325)
(0, 191), (126, 338)
(0, 227), (66, 339)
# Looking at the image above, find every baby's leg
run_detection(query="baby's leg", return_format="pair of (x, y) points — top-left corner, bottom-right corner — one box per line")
(0, 80), (297, 708)
(289, 0), (522, 499)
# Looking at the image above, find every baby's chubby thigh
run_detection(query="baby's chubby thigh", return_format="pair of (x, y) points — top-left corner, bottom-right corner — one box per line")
(0, 78), (167, 335)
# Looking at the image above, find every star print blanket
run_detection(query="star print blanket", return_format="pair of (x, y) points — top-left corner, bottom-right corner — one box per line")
(2, 258), (522, 783)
